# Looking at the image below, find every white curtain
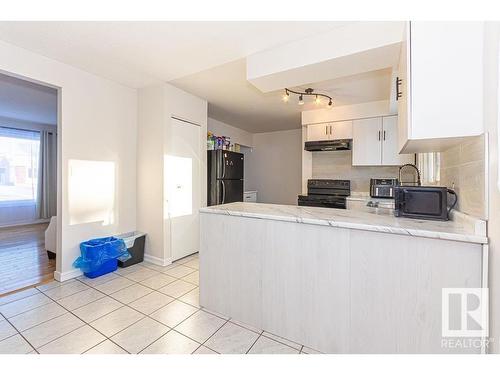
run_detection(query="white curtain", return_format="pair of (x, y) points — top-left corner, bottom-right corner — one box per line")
(36, 130), (57, 219)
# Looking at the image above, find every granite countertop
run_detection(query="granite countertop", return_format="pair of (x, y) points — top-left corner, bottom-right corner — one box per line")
(200, 202), (487, 244)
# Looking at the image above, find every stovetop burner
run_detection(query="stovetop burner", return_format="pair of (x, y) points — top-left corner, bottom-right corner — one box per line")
(298, 179), (351, 209)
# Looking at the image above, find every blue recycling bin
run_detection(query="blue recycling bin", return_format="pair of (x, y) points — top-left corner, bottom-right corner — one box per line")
(73, 237), (131, 278)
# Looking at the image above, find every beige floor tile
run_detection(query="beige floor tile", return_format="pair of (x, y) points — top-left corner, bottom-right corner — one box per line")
(58, 288), (106, 311)
(140, 330), (199, 354)
(0, 319), (17, 341)
(36, 279), (74, 292)
(141, 262), (172, 272)
(139, 274), (176, 290)
(114, 264), (146, 276)
(78, 272), (120, 287)
(150, 300), (198, 328)
(90, 306), (144, 337)
(22, 313), (84, 348)
(84, 339), (128, 354)
(38, 325), (106, 354)
(183, 258), (199, 270)
(123, 267), (159, 282)
(8, 302), (67, 332)
(178, 288), (199, 307)
(181, 271), (199, 286)
(193, 345), (218, 354)
(176, 254), (198, 265)
(110, 283), (153, 304)
(158, 279), (197, 298)
(0, 293), (52, 318)
(249, 335), (300, 354)
(42, 280), (89, 300)
(175, 310), (226, 343)
(163, 265), (196, 279)
(111, 317), (169, 354)
(205, 322), (259, 354)
(201, 308), (230, 320)
(0, 288), (39, 306)
(262, 331), (302, 350)
(230, 319), (263, 334)
(94, 276), (135, 295)
(0, 334), (33, 354)
(72, 296), (123, 323)
(128, 291), (174, 315)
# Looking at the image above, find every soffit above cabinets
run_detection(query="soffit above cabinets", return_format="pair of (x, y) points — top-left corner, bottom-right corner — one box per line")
(246, 21), (405, 93)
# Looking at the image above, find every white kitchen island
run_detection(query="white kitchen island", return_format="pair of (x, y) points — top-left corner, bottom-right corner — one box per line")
(199, 202), (487, 354)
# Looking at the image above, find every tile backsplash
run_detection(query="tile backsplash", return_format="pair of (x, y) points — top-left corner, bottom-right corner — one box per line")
(311, 150), (400, 193)
(440, 134), (486, 219)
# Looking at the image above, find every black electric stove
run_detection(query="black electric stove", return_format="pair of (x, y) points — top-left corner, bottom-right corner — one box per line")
(298, 179), (351, 209)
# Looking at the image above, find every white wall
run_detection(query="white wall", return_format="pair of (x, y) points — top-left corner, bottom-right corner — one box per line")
(484, 22), (500, 353)
(0, 40), (138, 281)
(247, 129), (302, 205)
(207, 117), (253, 147)
(137, 83), (207, 265)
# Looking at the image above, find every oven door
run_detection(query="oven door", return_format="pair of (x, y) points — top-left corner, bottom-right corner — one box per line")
(394, 187), (448, 220)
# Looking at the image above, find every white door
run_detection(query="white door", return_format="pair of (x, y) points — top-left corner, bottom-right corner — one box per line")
(165, 118), (201, 261)
(381, 116), (415, 166)
(307, 123), (329, 141)
(352, 117), (382, 166)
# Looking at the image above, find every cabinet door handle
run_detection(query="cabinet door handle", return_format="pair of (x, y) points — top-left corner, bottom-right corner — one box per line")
(383, 130), (386, 141)
(378, 130), (381, 141)
(396, 77), (403, 101)
(325, 126), (327, 135)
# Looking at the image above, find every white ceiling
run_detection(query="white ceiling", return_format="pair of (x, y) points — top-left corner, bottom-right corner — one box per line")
(172, 59), (392, 133)
(0, 21), (351, 88)
(0, 73), (57, 125)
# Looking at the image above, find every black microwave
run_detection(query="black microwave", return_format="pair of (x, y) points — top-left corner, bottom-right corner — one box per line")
(394, 186), (457, 221)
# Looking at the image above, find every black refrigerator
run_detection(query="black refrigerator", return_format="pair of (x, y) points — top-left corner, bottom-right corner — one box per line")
(207, 150), (244, 206)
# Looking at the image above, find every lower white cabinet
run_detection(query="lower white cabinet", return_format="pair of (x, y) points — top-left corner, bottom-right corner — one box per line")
(353, 115), (414, 166)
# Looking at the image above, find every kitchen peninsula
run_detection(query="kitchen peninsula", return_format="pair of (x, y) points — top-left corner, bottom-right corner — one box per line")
(199, 202), (487, 354)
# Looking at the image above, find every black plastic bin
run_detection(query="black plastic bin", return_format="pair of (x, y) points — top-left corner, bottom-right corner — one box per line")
(116, 231), (146, 268)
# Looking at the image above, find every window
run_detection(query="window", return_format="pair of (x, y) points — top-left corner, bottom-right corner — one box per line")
(417, 152), (441, 185)
(0, 127), (40, 203)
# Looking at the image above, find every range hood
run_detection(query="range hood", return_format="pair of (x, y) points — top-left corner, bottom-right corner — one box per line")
(304, 139), (351, 152)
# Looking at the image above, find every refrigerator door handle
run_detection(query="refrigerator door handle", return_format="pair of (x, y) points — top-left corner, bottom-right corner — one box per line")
(221, 153), (226, 179)
(221, 180), (226, 204)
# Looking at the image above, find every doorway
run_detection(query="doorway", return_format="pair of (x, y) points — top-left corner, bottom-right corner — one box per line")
(165, 117), (202, 261)
(0, 72), (58, 295)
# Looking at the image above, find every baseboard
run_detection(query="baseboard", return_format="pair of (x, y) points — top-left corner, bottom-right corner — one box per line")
(54, 268), (82, 282)
(144, 253), (172, 267)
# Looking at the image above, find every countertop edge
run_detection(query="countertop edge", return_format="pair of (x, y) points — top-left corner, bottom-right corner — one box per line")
(200, 207), (487, 245)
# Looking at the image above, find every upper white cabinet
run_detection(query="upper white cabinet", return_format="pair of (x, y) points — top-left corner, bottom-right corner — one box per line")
(382, 116), (414, 165)
(306, 121), (353, 141)
(352, 117), (382, 165)
(353, 115), (414, 166)
(397, 22), (484, 153)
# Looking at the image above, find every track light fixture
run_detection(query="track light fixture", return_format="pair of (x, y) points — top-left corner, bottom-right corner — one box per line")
(282, 88), (333, 107)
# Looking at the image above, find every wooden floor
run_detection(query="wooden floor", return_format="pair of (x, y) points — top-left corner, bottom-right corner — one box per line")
(0, 223), (54, 296)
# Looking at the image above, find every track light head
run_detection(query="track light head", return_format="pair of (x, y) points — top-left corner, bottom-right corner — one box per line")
(298, 94), (304, 105)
